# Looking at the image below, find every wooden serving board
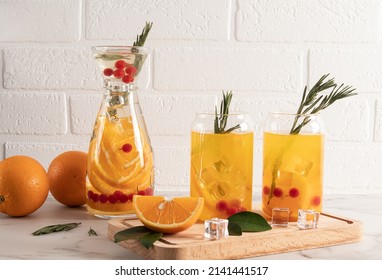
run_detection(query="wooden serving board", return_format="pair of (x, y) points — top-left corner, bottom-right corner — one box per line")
(108, 213), (362, 260)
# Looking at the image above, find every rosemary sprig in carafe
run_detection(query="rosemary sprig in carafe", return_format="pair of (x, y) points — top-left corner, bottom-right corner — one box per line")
(132, 21), (153, 75)
(214, 91), (241, 134)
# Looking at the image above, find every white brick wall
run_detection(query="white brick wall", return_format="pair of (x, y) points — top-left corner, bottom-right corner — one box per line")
(1, 0), (381, 194)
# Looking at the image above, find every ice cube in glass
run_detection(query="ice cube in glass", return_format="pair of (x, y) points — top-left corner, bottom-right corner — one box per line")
(271, 208), (289, 227)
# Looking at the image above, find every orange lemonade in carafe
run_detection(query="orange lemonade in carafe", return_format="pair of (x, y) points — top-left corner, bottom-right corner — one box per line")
(87, 46), (153, 218)
(86, 115), (153, 217)
(262, 131), (323, 221)
(190, 127), (253, 221)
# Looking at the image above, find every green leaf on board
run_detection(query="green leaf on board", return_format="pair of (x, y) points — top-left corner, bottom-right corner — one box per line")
(228, 211), (272, 233)
(227, 221), (242, 236)
(114, 226), (163, 249)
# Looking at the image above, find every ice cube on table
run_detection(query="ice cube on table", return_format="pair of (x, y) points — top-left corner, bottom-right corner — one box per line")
(297, 209), (320, 229)
(271, 208), (289, 227)
(204, 218), (229, 240)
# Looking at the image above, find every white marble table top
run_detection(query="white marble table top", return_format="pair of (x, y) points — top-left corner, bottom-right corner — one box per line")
(0, 194), (381, 260)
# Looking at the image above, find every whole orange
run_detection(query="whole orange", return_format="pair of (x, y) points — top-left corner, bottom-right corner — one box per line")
(0, 155), (50, 217)
(48, 151), (87, 207)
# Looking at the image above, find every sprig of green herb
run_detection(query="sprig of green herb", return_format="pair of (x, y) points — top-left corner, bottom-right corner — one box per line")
(88, 227), (98, 236)
(32, 223), (81, 236)
(133, 22), (153, 47)
(290, 73), (357, 134)
(214, 91), (241, 134)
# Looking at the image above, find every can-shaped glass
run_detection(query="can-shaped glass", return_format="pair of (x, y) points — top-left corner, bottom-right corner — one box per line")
(262, 112), (324, 222)
(190, 112), (254, 221)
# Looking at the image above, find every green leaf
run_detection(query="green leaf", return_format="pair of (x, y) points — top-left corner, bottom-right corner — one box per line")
(114, 226), (151, 243)
(140, 232), (163, 249)
(114, 226), (163, 249)
(32, 223), (81, 236)
(228, 221), (242, 236)
(228, 211), (272, 232)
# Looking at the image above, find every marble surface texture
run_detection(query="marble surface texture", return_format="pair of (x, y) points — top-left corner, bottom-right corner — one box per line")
(0, 194), (381, 260)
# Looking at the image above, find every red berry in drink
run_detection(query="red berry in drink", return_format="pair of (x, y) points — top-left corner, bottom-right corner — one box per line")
(87, 190), (94, 200)
(263, 186), (270, 195)
(230, 198), (241, 208)
(113, 69), (125, 79)
(115, 60), (127, 69)
(289, 188), (300, 198)
(144, 188), (154, 196)
(99, 194), (108, 203)
(216, 200), (228, 212)
(138, 190), (146, 196)
(121, 143), (132, 153)
(125, 66), (137, 76)
(311, 196), (321, 206)
(103, 68), (113, 76)
(226, 207), (239, 216)
(126, 193), (134, 202)
(273, 187), (283, 198)
(108, 194), (118, 204)
(122, 75), (134, 84)
(92, 193), (99, 202)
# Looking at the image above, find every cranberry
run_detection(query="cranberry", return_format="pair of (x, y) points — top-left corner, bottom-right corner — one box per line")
(144, 188), (154, 196)
(92, 193), (99, 202)
(125, 66), (137, 76)
(126, 193), (134, 202)
(99, 194), (108, 203)
(122, 75), (134, 84)
(113, 190), (129, 203)
(216, 200), (228, 212)
(289, 188), (300, 198)
(138, 190), (146, 196)
(226, 207), (239, 216)
(103, 68), (113, 76)
(115, 60), (127, 69)
(273, 187), (283, 198)
(311, 196), (321, 206)
(108, 194), (118, 204)
(113, 69), (125, 79)
(263, 186), (270, 195)
(230, 198), (241, 208)
(87, 190), (94, 200)
(121, 143), (133, 153)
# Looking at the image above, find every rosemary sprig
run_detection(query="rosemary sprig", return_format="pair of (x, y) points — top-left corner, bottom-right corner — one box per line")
(32, 223), (81, 236)
(88, 227), (98, 236)
(214, 91), (241, 134)
(290, 73), (357, 134)
(133, 21), (153, 47)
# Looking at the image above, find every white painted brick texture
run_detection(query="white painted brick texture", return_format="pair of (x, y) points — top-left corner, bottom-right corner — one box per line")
(0, 0), (381, 194)
(0, 0), (81, 42)
(154, 48), (303, 91)
(86, 0), (230, 40)
(236, 0), (382, 43)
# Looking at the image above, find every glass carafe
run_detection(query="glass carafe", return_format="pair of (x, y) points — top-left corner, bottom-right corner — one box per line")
(262, 112), (324, 222)
(190, 113), (254, 221)
(86, 46), (154, 218)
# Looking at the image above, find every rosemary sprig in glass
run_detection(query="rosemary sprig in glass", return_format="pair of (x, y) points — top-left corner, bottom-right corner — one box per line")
(133, 21), (153, 47)
(289, 73), (357, 134)
(214, 91), (241, 134)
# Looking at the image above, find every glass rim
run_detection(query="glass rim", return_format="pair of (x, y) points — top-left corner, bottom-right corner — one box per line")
(195, 111), (249, 117)
(91, 45), (150, 55)
(269, 111), (321, 117)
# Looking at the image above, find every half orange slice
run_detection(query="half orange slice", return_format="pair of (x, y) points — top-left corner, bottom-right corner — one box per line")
(133, 195), (204, 234)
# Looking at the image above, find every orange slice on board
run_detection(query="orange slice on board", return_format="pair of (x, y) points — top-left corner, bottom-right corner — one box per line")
(133, 196), (204, 234)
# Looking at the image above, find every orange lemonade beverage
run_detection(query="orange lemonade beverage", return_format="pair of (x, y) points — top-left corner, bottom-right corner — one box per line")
(262, 132), (323, 221)
(86, 115), (153, 217)
(190, 131), (253, 221)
